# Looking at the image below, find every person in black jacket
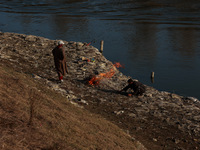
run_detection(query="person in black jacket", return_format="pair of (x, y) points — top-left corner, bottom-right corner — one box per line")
(120, 78), (146, 96)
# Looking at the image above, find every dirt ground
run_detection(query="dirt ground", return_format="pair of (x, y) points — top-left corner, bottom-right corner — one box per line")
(0, 63), (147, 150)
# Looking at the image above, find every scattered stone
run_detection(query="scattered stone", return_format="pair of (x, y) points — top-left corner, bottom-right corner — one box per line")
(128, 113), (137, 118)
(187, 97), (199, 103)
(153, 138), (157, 142)
(32, 74), (41, 79)
(172, 138), (180, 144)
(75, 98), (88, 105)
(25, 35), (37, 42)
(131, 137), (136, 141)
(114, 110), (124, 115)
(69, 101), (83, 108)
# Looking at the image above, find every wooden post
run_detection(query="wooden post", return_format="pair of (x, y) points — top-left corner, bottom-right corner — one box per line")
(100, 40), (104, 53)
(151, 71), (155, 83)
(151, 72), (155, 78)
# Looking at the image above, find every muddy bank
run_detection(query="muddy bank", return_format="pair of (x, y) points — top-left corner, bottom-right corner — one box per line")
(0, 32), (200, 150)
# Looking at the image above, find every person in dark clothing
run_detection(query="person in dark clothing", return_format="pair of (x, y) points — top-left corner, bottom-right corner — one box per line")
(120, 79), (146, 96)
(52, 40), (68, 83)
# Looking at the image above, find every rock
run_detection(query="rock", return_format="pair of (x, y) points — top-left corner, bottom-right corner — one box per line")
(32, 74), (41, 79)
(193, 116), (200, 121)
(69, 101), (83, 108)
(128, 113), (137, 118)
(153, 138), (157, 142)
(76, 42), (84, 49)
(99, 98), (106, 103)
(187, 97), (199, 103)
(144, 93), (153, 97)
(131, 137), (135, 141)
(172, 138), (180, 144)
(69, 94), (77, 100)
(75, 98), (88, 105)
(99, 63), (106, 69)
(0, 54), (11, 59)
(114, 110), (124, 115)
(68, 90), (74, 94)
(25, 35), (37, 42)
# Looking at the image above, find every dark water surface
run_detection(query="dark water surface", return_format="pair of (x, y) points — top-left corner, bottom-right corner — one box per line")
(1, 0), (200, 99)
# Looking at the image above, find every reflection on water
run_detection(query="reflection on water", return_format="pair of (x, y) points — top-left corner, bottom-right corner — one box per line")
(1, 0), (200, 99)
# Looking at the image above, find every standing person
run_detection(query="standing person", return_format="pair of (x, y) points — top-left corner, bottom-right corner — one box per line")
(120, 78), (146, 96)
(52, 40), (68, 83)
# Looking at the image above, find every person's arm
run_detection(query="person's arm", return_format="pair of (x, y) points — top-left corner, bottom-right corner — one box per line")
(62, 47), (69, 74)
(120, 84), (130, 92)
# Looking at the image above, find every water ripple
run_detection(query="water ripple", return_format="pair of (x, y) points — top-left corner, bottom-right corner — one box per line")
(1, 0), (200, 23)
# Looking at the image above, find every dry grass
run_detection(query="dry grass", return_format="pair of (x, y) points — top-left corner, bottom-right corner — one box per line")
(0, 62), (144, 150)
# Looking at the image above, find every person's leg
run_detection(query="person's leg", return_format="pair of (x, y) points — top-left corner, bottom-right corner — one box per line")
(59, 76), (63, 81)
(57, 71), (63, 83)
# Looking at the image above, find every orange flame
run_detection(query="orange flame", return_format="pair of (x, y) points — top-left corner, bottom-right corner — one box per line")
(113, 62), (123, 68)
(89, 62), (123, 86)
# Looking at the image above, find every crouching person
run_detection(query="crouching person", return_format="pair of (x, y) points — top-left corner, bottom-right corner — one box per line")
(120, 79), (146, 96)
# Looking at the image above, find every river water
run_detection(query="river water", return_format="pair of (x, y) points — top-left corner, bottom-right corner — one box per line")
(1, 0), (200, 99)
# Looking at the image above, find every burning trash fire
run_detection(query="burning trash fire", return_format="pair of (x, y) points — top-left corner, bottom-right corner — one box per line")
(88, 62), (123, 86)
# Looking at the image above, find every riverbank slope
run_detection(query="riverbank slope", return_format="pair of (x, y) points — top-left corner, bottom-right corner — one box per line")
(0, 32), (200, 149)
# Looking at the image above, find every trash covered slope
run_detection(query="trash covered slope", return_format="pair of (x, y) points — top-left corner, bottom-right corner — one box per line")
(0, 32), (200, 150)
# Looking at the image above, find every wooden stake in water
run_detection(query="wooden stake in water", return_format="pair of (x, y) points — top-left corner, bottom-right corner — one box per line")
(151, 71), (155, 83)
(100, 40), (104, 53)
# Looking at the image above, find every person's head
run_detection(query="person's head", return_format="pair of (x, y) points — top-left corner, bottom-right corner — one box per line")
(58, 40), (64, 46)
(128, 78), (133, 84)
(128, 78), (138, 84)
